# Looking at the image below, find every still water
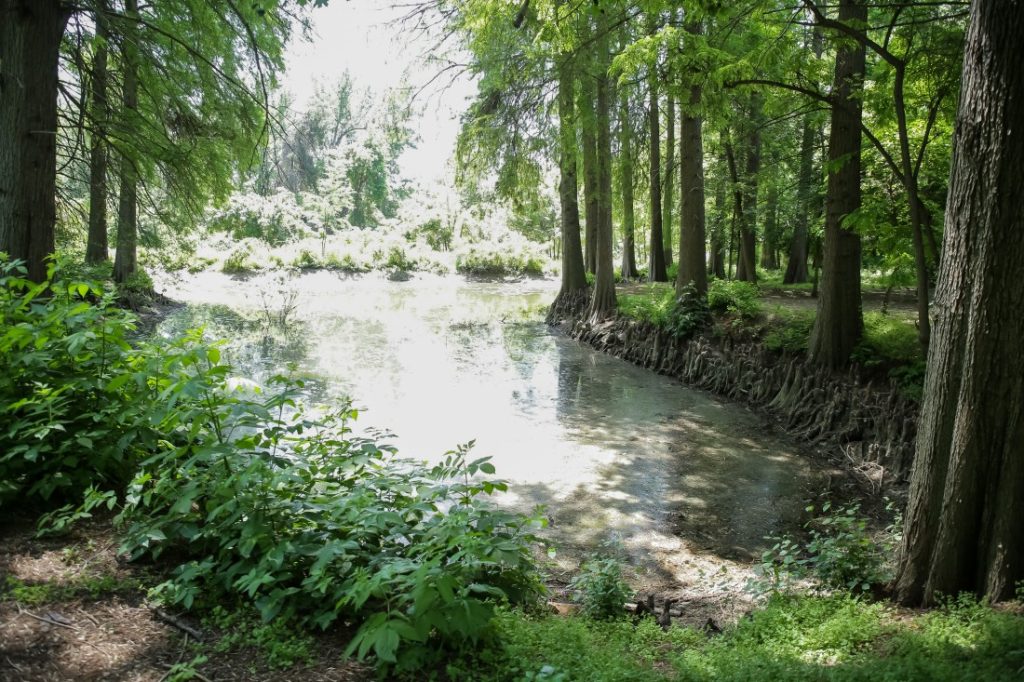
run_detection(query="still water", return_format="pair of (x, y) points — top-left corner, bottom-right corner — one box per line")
(157, 270), (832, 592)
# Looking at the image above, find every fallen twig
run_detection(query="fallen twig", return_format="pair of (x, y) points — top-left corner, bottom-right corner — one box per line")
(151, 607), (204, 641)
(16, 605), (80, 631)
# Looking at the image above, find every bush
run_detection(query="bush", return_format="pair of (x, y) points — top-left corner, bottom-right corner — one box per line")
(759, 502), (893, 593)
(222, 247), (259, 274)
(707, 280), (761, 317)
(102, 363), (545, 671)
(570, 555), (632, 620)
(290, 248), (321, 270)
(763, 309), (816, 353)
(0, 258), (155, 506)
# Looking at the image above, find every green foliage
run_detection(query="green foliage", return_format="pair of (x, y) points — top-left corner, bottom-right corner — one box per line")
(104, 360), (545, 671)
(707, 280), (761, 318)
(0, 258), (158, 506)
(203, 605), (315, 669)
(164, 654), (209, 682)
(3, 574), (142, 605)
(617, 285), (676, 326)
(457, 594), (1024, 681)
(569, 556), (632, 620)
(854, 312), (926, 400)
(222, 247), (259, 274)
(763, 309), (816, 353)
(759, 502), (893, 593)
(456, 249), (544, 277)
(291, 249), (321, 270)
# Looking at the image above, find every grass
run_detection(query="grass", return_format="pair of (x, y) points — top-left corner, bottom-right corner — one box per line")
(450, 594), (1024, 681)
(614, 280), (926, 400)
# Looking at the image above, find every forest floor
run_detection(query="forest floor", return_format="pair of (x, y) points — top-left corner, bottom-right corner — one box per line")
(0, 515), (376, 682)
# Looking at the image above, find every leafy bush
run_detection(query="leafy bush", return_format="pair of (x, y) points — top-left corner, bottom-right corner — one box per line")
(707, 280), (761, 317)
(0, 258), (154, 506)
(456, 249), (544, 277)
(570, 555), (632, 620)
(759, 502), (893, 593)
(290, 248), (321, 270)
(222, 246), (259, 274)
(99, 361), (545, 671)
(617, 285), (676, 326)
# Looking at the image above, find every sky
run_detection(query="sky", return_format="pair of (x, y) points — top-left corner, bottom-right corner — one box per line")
(281, 0), (477, 184)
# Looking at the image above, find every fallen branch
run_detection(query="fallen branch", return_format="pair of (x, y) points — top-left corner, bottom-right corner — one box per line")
(151, 607), (204, 641)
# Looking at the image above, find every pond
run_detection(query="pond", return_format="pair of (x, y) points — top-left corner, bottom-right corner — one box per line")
(157, 270), (836, 597)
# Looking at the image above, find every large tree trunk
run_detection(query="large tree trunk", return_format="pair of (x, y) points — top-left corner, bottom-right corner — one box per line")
(618, 91), (639, 279)
(893, 0), (1024, 607)
(736, 98), (761, 283)
(808, 0), (866, 368)
(588, 15), (616, 319)
(663, 90), (675, 269)
(647, 37), (667, 282)
(0, 0), (69, 282)
(784, 115), (815, 284)
(113, 0), (140, 284)
(555, 54), (587, 299)
(725, 138), (756, 283)
(676, 29), (707, 298)
(581, 88), (599, 276)
(86, 2), (110, 265)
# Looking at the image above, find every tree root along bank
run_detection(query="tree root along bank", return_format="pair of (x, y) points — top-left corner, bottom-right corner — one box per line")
(551, 297), (918, 488)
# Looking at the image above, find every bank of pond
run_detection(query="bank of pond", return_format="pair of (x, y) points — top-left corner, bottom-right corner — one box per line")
(0, 259), (1020, 680)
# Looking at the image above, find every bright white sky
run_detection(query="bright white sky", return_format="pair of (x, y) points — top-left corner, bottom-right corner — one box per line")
(281, 0), (477, 184)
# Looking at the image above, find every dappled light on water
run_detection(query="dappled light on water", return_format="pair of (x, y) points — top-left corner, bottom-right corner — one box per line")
(158, 270), (838, 593)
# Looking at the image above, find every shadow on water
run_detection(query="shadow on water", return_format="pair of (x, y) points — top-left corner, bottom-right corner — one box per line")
(157, 271), (839, 590)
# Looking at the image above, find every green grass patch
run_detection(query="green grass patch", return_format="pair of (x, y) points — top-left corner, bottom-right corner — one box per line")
(617, 284), (676, 325)
(452, 594), (1024, 681)
(3, 575), (143, 605)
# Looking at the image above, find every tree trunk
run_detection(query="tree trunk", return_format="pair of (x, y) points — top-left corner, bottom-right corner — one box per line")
(894, 0), (1024, 607)
(784, 115), (815, 284)
(725, 138), (756, 283)
(86, 2), (110, 265)
(588, 14), (616, 319)
(647, 41), (667, 282)
(0, 0), (69, 282)
(555, 53), (587, 299)
(113, 0), (140, 284)
(710, 179), (726, 279)
(618, 90), (638, 279)
(581, 86), (599, 276)
(663, 90), (675, 269)
(760, 177), (779, 270)
(808, 0), (866, 368)
(738, 99), (761, 282)
(676, 29), (707, 297)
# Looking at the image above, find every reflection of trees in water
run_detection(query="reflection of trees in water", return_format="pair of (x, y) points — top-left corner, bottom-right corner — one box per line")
(158, 303), (314, 393)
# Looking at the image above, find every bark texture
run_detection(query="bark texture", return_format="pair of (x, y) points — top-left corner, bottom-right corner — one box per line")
(87, 3), (110, 265)
(808, 0), (866, 368)
(647, 58), (667, 282)
(581, 92), (599, 276)
(555, 54), (587, 299)
(618, 92), (639, 279)
(113, 0), (140, 283)
(0, 0), (69, 281)
(663, 91), (675, 268)
(588, 18), (616, 319)
(676, 41), (707, 297)
(894, 0), (1024, 606)
(784, 116), (815, 284)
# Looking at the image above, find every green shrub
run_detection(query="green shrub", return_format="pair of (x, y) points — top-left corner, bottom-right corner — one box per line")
(617, 285), (676, 326)
(854, 312), (926, 400)
(223, 247), (258, 274)
(290, 248), (321, 270)
(0, 257), (157, 506)
(386, 246), (416, 271)
(569, 556), (632, 620)
(707, 279), (761, 318)
(102, 364), (544, 671)
(759, 502), (893, 593)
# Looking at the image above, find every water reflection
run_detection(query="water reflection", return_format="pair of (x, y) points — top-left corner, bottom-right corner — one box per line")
(157, 271), (835, 591)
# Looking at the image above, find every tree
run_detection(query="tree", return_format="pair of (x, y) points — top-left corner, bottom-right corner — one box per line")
(893, 0), (1024, 606)
(646, 16), (668, 283)
(807, 0), (866, 368)
(113, 0), (140, 284)
(86, 1), (110, 265)
(556, 52), (587, 299)
(0, 0), (70, 282)
(663, 83), (675, 269)
(588, 3), (616, 319)
(676, 20), (707, 297)
(618, 87), (639, 279)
